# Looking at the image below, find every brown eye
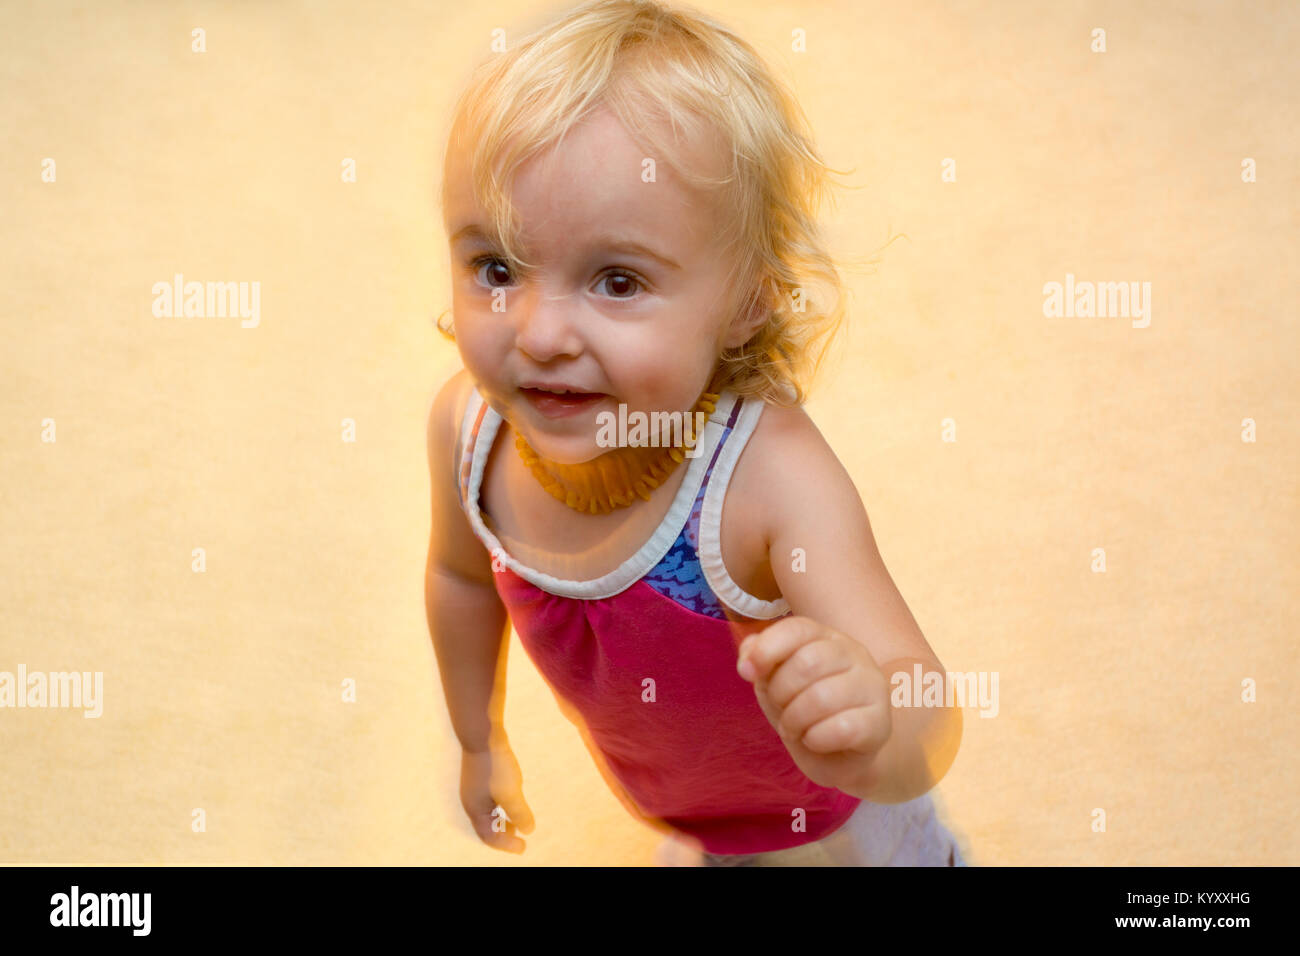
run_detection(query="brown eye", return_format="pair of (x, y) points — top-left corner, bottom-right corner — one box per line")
(598, 271), (641, 298)
(472, 257), (514, 288)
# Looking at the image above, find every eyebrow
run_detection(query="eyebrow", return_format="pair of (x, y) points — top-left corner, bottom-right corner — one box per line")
(449, 224), (492, 245)
(449, 224), (681, 271)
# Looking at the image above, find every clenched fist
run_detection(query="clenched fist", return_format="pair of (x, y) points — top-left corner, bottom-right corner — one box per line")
(736, 615), (892, 797)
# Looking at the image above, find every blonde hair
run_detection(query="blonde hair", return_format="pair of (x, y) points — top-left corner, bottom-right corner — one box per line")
(438, 0), (850, 406)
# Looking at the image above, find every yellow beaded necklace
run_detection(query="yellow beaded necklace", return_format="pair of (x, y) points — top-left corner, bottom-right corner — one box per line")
(514, 374), (723, 515)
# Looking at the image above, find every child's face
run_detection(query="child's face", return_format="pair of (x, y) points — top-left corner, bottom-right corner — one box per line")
(443, 104), (753, 465)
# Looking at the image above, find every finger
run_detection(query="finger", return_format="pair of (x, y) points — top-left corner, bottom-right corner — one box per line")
(737, 616), (823, 683)
(800, 704), (891, 756)
(471, 804), (527, 853)
(497, 788), (536, 835)
(462, 788), (526, 852)
(765, 639), (855, 709)
(774, 669), (865, 743)
(747, 677), (784, 738)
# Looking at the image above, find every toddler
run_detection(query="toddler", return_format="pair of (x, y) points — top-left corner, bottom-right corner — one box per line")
(426, 0), (968, 866)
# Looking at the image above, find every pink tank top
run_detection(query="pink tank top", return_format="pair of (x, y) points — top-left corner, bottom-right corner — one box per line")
(455, 386), (861, 854)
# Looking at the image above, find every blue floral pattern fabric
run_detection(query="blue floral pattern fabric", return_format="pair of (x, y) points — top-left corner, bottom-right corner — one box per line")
(641, 422), (733, 620)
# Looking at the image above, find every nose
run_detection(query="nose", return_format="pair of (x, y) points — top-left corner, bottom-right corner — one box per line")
(510, 283), (583, 363)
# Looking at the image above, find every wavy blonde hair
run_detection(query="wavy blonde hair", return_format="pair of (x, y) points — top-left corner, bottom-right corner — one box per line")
(438, 0), (851, 406)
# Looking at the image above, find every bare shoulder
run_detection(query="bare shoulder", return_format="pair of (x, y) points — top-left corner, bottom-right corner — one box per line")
(427, 367), (476, 473)
(725, 397), (869, 573)
(426, 367), (494, 583)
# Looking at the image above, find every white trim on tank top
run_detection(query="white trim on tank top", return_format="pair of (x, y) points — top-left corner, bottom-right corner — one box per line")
(697, 396), (792, 620)
(461, 387), (743, 600)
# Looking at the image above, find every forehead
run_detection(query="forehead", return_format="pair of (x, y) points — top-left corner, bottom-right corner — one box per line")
(444, 105), (732, 259)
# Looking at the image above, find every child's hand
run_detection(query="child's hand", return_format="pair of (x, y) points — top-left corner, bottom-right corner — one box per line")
(736, 616), (892, 797)
(460, 744), (535, 853)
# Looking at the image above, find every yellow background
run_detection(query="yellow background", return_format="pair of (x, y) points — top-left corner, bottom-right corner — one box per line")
(1, 0), (1296, 865)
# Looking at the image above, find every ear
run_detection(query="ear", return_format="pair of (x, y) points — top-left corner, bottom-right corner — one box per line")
(721, 279), (772, 350)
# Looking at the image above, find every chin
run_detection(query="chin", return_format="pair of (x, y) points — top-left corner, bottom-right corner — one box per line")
(511, 405), (610, 465)
(522, 437), (603, 466)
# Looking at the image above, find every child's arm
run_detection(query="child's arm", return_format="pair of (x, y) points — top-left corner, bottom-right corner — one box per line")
(425, 369), (509, 756)
(425, 370), (535, 851)
(733, 405), (962, 804)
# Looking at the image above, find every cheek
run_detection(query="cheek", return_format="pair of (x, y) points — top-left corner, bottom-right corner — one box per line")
(453, 306), (509, 369)
(597, 333), (720, 407)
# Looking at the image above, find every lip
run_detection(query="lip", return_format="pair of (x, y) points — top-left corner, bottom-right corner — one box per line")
(518, 380), (603, 394)
(518, 386), (610, 420)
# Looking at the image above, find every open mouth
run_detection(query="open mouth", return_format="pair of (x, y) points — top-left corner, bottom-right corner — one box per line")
(519, 387), (609, 418)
